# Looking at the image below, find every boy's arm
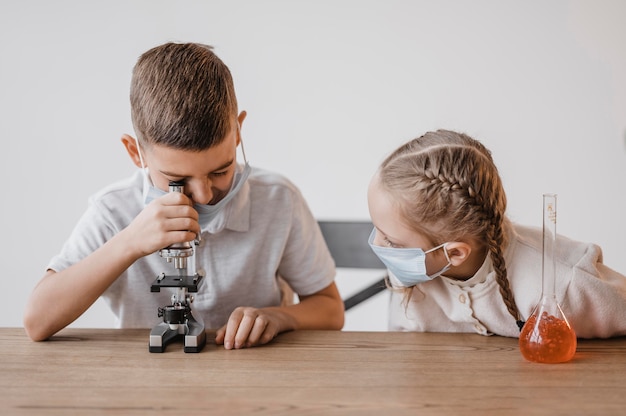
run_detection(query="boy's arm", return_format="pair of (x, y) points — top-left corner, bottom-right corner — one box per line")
(23, 230), (142, 341)
(215, 282), (344, 349)
(23, 192), (200, 341)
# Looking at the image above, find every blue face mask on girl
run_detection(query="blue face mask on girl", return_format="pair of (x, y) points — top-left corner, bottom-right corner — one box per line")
(368, 228), (452, 287)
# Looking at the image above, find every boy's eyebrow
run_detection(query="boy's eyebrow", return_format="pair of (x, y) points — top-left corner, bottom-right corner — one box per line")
(159, 159), (234, 177)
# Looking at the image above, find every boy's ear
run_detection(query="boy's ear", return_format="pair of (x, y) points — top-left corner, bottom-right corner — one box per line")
(121, 134), (143, 168)
(445, 241), (473, 267)
(236, 111), (247, 146)
(237, 110), (247, 128)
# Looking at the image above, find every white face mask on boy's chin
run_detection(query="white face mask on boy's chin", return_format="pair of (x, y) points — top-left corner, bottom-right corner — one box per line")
(134, 135), (252, 230)
(141, 162), (251, 230)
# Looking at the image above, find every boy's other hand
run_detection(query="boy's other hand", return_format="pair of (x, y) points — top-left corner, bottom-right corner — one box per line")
(215, 306), (293, 349)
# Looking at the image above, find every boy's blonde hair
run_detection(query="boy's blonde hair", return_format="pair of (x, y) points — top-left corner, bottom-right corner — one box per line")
(130, 42), (238, 150)
(379, 129), (523, 328)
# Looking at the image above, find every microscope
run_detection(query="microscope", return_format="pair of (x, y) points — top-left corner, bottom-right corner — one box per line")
(148, 181), (206, 353)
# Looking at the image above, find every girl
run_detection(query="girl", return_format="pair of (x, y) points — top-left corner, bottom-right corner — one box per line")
(368, 129), (626, 338)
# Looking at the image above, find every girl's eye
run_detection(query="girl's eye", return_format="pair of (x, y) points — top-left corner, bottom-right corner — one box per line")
(212, 171), (228, 177)
(383, 237), (397, 248)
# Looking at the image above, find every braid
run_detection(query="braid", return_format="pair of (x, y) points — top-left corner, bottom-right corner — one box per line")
(472, 161), (524, 329)
(379, 129), (524, 332)
(488, 218), (524, 329)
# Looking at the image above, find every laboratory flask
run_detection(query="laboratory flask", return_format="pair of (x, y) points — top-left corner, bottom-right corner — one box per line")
(519, 193), (577, 363)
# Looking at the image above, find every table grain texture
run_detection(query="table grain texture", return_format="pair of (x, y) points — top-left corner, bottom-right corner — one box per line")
(1, 328), (625, 415)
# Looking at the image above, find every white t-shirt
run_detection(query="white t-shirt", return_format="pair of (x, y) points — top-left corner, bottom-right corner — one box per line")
(47, 166), (336, 330)
(388, 223), (626, 338)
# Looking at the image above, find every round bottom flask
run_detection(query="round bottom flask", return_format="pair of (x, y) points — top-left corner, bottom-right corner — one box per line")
(519, 297), (577, 363)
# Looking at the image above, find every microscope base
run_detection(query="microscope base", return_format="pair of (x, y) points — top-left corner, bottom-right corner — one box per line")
(148, 318), (206, 353)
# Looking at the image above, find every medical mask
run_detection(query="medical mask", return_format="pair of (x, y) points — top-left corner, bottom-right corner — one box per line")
(135, 134), (251, 230)
(368, 228), (452, 287)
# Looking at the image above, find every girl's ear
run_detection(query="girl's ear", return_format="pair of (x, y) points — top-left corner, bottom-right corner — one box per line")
(444, 241), (473, 267)
(121, 134), (143, 168)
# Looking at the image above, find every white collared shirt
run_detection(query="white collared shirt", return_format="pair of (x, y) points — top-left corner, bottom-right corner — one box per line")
(388, 223), (626, 338)
(48, 166), (336, 329)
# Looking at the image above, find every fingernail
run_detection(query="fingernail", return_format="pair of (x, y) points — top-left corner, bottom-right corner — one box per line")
(224, 341), (232, 350)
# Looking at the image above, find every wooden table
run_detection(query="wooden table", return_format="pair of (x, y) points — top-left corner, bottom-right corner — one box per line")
(1, 328), (626, 415)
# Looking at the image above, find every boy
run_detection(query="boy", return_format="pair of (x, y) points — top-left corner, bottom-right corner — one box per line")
(24, 42), (344, 349)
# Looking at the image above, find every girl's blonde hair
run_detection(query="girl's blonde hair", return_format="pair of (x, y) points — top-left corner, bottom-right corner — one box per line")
(378, 129), (523, 329)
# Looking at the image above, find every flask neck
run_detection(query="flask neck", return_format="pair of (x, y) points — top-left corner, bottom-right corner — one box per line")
(542, 194), (557, 297)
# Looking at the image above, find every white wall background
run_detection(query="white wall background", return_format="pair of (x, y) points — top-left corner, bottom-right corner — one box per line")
(2, 0), (625, 331)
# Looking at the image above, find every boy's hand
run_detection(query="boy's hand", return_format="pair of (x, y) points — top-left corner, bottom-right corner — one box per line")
(123, 192), (201, 258)
(215, 306), (293, 349)
(214, 284), (344, 350)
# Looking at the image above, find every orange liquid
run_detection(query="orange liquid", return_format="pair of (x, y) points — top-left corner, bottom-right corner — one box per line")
(519, 312), (577, 363)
